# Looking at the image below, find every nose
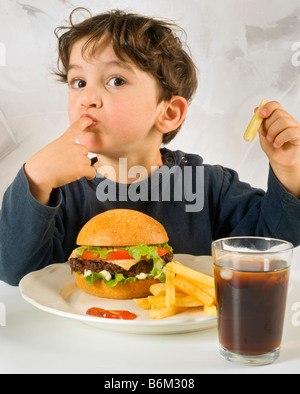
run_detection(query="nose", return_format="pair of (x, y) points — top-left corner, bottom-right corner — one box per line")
(80, 86), (103, 109)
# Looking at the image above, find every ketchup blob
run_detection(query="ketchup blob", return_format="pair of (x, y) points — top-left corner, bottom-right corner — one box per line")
(86, 307), (137, 320)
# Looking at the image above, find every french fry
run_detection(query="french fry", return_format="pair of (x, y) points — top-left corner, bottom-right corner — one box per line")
(186, 278), (216, 301)
(167, 261), (214, 288)
(174, 276), (214, 306)
(204, 304), (217, 317)
(165, 268), (176, 307)
(148, 295), (167, 308)
(149, 282), (166, 296)
(133, 297), (151, 309)
(149, 306), (188, 320)
(243, 98), (268, 142)
(149, 282), (185, 297)
(173, 296), (203, 308)
(148, 295), (203, 308)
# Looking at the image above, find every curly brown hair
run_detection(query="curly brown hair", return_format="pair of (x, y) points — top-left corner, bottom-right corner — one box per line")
(54, 8), (198, 144)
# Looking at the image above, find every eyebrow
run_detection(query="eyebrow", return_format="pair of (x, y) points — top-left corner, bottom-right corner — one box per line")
(67, 59), (135, 74)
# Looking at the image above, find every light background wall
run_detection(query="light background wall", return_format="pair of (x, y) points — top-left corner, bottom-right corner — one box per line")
(0, 0), (299, 256)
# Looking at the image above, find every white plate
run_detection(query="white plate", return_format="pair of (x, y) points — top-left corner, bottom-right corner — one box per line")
(19, 254), (216, 334)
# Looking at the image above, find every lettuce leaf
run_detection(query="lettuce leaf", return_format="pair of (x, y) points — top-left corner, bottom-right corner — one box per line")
(84, 271), (142, 287)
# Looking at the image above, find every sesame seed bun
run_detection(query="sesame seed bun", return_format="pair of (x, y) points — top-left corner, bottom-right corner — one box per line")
(76, 209), (168, 246)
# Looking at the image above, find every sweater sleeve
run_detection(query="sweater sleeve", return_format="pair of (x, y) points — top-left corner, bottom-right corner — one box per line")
(258, 166), (300, 245)
(211, 165), (300, 247)
(0, 166), (65, 286)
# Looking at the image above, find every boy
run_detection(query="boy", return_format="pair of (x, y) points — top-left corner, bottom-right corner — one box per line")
(0, 9), (299, 286)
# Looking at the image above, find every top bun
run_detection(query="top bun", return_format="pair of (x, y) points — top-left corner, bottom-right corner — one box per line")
(76, 209), (168, 246)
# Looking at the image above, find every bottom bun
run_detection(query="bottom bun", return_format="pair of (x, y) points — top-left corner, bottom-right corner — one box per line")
(74, 272), (159, 299)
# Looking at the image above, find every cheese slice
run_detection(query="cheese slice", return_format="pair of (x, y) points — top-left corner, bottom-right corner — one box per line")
(107, 258), (139, 271)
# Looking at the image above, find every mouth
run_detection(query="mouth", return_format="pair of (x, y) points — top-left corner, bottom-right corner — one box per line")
(80, 114), (99, 128)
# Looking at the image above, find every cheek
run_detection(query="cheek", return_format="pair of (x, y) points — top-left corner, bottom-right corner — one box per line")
(68, 97), (79, 124)
(106, 103), (133, 130)
(111, 98), (154, 130)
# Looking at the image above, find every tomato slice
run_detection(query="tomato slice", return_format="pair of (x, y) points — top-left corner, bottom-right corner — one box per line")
(81, 250), (98, 260)
(81, 247), (169, 261)
(80, 249), (133, 261)
(106, 249), (133, 260)
(157, 248), (169, 257)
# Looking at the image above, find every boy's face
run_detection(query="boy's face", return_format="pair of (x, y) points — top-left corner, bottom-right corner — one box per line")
(67, 37), (166, 157)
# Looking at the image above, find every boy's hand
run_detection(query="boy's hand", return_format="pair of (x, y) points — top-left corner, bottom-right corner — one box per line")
(258, 101), (300, 197)
(24, 117), (97, 205)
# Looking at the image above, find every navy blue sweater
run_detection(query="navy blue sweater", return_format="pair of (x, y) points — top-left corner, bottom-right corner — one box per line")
(1, 148), (299, 285)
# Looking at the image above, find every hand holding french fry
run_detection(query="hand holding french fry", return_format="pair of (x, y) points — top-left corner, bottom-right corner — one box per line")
(134, 261), (216, 319)
(244, 99), (300, 198)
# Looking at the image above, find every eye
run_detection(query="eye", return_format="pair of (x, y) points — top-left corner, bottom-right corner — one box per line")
(70, 79), (86, 89)
(107, 76), (126, 87)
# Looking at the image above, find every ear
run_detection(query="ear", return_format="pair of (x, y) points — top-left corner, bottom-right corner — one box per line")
(155, 96), (188, 135)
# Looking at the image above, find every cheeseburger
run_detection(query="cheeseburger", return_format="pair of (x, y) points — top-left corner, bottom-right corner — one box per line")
(69, 209), (173, 299)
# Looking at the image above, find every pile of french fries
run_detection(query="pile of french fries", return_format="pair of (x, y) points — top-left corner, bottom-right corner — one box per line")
(134, 261), (216, 319)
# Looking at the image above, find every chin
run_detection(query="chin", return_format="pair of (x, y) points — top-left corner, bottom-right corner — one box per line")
(78, 134), (102, 153)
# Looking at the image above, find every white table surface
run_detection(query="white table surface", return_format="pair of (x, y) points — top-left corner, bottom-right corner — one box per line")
(1, 248), (299, 375)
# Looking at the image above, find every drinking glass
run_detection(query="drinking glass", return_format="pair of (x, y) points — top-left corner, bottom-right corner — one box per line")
(212, 237), (293, 365)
